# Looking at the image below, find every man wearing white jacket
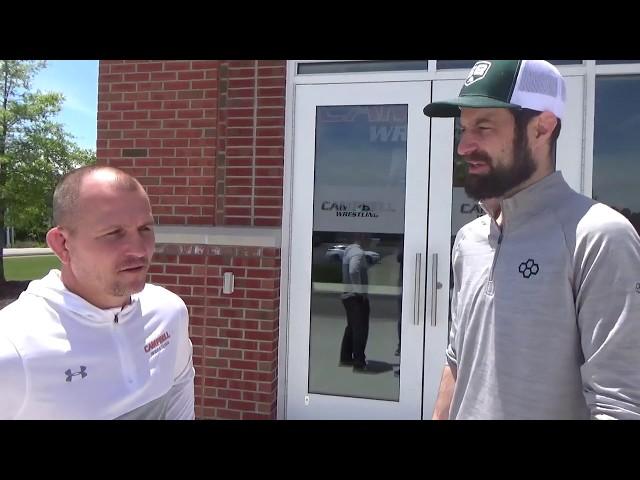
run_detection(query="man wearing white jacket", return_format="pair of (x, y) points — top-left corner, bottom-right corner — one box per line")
(0, 166), (195, 419)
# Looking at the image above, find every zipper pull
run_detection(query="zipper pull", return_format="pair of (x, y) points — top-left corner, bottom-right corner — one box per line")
(114, 303), (126, 324)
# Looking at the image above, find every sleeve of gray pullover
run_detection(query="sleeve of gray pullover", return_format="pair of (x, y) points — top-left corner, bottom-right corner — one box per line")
(446, 232), (463, 370)
(348, 251), (367, 294)
(165, 305), (195, 420)
(575, 207), (640, 419)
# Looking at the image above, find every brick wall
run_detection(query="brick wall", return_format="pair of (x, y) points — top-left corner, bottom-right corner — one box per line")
(97, 60), (284, 227)
(97, 60), (286, 419)
(150, 245), (280, 419)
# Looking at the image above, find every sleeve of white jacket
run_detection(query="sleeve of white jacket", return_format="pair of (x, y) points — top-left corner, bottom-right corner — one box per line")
(575, 210), (640, 420)
(0, 334), (27, 420)
(164, 304), (195, 420)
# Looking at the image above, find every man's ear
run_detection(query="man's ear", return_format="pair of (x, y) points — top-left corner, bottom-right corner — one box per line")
(534, 111), (558, 141)
(46, 227), (71, 265)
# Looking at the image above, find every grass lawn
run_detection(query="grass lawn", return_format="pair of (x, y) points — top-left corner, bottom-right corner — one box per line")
(4, 255), (61, 281)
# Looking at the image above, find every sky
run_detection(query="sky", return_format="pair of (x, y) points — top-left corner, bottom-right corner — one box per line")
(31, 60), (98, 151)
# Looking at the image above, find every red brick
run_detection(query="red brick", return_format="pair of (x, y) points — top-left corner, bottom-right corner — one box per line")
(124, 72), (150, 82)
(123, 111), (149, 120)
(219, 349), (243, 359)
(192, 61), (218, 70)
(150, 71), (177, 81)
(258, 60), (285, 67)
(217, 409), (241, 419)
(243, 371), (273, 382)
(164, 61), (191, 71)
(176, 129), (203, 138)
(150, 274), (178, 285)
(137, 62), (164, 72)
(124, 92), (151, 102)
(100, 92), (124, 102)
(254, 187), (282, 196)
(230, 319), (259, 330)
(242, 391), (274, 403)
(230, 339), (258, 350)
(135, 139), (162, 148)
(242, 413), (272, 420)
(178, 70), (205, 80)
(101, 73), (125, 83)
(165, 265), (192, 275)
(218, 369), (242, 380)
(150, 91), (177, 101)
(111, 82), (138, 92)
(177, 110), (204, 119)
(255, 218), (282, 227)
(149, 130), (176, 140)
(161, 119), (189, 129)
(244, 330), (277, 341)
(219, 328), (244, 339)
(158, 215), (186, 224)
(226, 187), (252, 196)
(180, 91), (206, 100)
(164, 81), (191, 90)
(228, 380), (258, 392)
(203, 397), (226, 408)
(111, 102), (136, 111)
(204, 377), (228, 388)
(218, 389), (242, 400)
(122, 130), (149, 139)
(245, 310), (276, 321)
(137, 101), (162, 110)
(254, 207), (281, 217)
(178, 276), (206, 286)
(230, 257), (260, 268)
(228, 401), (256, 412)
(175, 206), (201, 215)
(229, 299), (259, 310)
(139, 82), (164, 92)
(244, 350), (276, 363)
(254, 197), (281, 207)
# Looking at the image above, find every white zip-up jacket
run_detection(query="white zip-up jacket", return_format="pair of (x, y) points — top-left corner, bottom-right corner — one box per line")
(447, 172), (640, 419)
(0, 270), (195, 420)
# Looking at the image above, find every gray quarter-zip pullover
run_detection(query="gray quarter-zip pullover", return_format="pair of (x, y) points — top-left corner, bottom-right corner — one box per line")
(447, 172), (640, 419)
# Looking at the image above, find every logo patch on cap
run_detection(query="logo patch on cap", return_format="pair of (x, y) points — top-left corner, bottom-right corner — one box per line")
(465, 61), (492, 86)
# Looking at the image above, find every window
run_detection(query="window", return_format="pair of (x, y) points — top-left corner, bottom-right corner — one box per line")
(298, 61), (428, 74)
(593, 75), (640, 234)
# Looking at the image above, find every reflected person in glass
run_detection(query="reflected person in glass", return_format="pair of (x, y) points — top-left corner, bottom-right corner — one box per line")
(339, 232), (373, 373)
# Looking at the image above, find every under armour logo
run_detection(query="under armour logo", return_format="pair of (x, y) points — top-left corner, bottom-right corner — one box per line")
(519, 259), (539, 279)
(65, 366), (87, 382)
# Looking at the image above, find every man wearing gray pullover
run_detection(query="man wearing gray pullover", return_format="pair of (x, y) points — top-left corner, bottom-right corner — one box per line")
(423, 60), (640, 419)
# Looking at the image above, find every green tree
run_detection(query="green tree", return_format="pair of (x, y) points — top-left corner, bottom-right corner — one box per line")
(1, 60), (94, 283)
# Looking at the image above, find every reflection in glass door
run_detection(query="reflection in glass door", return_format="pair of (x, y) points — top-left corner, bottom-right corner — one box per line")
(286, 81), (439, 419)
(309, 105), (407, 401)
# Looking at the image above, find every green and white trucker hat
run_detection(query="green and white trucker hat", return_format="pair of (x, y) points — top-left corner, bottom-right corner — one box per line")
(423, 60), (566, 119)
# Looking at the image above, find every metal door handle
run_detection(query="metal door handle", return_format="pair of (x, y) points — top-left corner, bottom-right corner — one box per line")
(414, 253), (422, 325)
(430, 253), (443, 326)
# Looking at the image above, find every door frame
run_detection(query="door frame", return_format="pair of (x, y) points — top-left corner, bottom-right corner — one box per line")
(282, 80), (456, 419)
(278, 62), (588, 419)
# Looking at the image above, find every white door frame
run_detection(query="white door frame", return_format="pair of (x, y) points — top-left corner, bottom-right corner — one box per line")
(285, 81), (442, 419)
(278, 63), (588, 420)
